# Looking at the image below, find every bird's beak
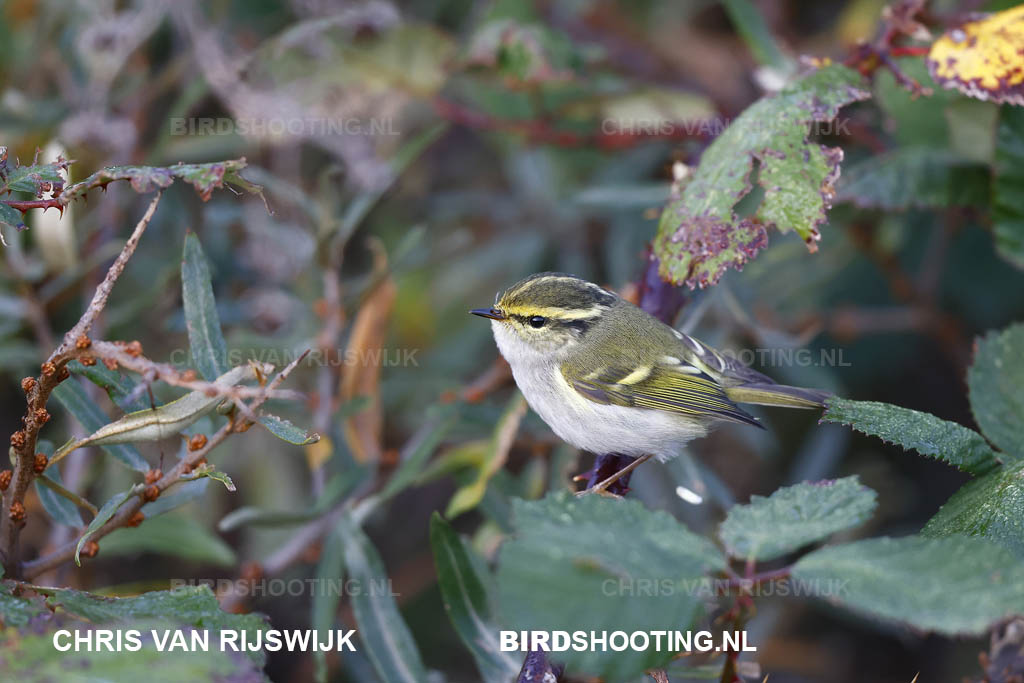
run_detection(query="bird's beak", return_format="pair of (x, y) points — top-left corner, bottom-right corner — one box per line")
(470, 307), (506, 321)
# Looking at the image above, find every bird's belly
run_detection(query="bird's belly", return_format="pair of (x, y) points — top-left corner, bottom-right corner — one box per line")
(510, 362), (705, 461)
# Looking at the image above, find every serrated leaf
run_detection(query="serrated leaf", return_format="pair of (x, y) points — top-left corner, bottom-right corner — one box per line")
(497, 492), (727, 679)
(924, 459), (1024, 557)
(181, 233), (229, 381)
(0, 621), (268, 682)
(258, 414), (320, 445)
(61, 159), (264, 204)
(100, 514), (236, 567)
(0, 202), (25, 232)
(993, 107), (1024, 269)
(654, 64), (870, 288)
(719, 476), (877, 562)
(968, 324), (1024, 460)
(52, 379), (149, 472)
(927, 6), (1024, 106)
(35, 468), (84, 528)
(337, 515), (427, 683)
(838, 147), (989, 210)
(822, 397), (1000, 475)
(430, 514), (519, 682)
(792, 535), (1024, 635)
(75, 490), (134, 566)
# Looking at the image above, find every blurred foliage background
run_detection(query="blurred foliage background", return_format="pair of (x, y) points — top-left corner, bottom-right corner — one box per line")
(2, 0), (1024, 681)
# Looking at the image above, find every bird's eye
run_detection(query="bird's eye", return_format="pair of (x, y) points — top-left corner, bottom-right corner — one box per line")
(528, 316), (546, 329)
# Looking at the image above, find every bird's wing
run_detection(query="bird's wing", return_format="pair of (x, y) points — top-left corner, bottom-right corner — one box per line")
(563, 357), (762, 428)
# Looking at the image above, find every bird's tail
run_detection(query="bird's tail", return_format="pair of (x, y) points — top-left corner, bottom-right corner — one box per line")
(725, 383), (830, 409)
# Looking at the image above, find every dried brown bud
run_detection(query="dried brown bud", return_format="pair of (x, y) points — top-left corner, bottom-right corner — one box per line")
(195, 456), (208, 468)
(57, 366), (70, 381)
(80, 355), (96, 367)
(234, 420), (252, 433)
(144, 469), (162, 485)
(33, 453), (48, 474)
(40, 362), (56, 377)
(0, 470), (11, 491)
(126, 340), (143, 357)
(80, 540), (99, 558)
(102, 358), (118, 371)
(126, 511), (145, 527)
(21, 377), (36, 393)
(8, 501), (25, 522)
(33, 408), (50, 424)
(10, 431), (26, 449)
(75, 335), (92, 350)
(188, 434), (208, 452)
(142, 484), (160, 502)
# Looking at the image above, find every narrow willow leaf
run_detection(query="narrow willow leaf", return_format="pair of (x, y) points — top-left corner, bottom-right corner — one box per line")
(792, 535), (1024, 635)
(822, 397), (1000, 475)
(719, 476), (877, 561)
(100, 514), (236, 567)
(924, 459), (1024, 557)
(497, 492), (727, 679)
(183, 464), (236, 492)
(218, 471), (363, 532)
(992, 107), (1024, 268)
(52, 379), (148, 472)
(67, 359), (148, 412)
(338, 515), (427, 683)
(430, 513), (519, 682)
(968, 323), (1024, 459)
(258, 414), (320, 445)
(722, 0), (791, 72)
(141, 478), (208, 518)
(35, 468), (85, 528)
(378, 413), (456, 501)
(182, 232), (229, 381)
(75, 490), (133, 566)
(64, 364), (264, 452)
(312, 528), (345, 683)
(0, 582), (46, 627)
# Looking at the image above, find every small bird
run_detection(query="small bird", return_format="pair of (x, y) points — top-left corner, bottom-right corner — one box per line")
(471, 273), (829, 489)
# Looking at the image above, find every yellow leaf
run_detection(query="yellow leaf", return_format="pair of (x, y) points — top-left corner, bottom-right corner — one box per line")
(928, 5), (1024, 106)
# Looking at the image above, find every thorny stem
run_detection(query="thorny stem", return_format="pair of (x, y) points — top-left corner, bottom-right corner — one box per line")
(0, 193), (162, 574)
(22, 352), (309, 579)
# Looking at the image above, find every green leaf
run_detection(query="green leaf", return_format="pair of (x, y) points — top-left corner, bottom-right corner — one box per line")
(312, 528), (345, 683)
(75, 490), (134, 566)
(141, 478), (209, 518)
(48, 585), (266, 662)
(719, 476), (877, 562)
(35, 468), (84, 528)
(993, 106), (1024, 269)
(497, 492), (727, 679)
(924, 459), (1024, 558)
(0, 581), (46, 627)
(654, 64), (870, 288)
(68, 358), (148, 412)
(0, 621), (268, 682)
(792, 535), (1024, 635)
(838, 147), (989, 210)
(378, 413), (456, 501)
(0, 202), (24, 232)
(447, 394), (525, 518)
(181, 233), (229, 381)
(337, 515), (427, 683)
(183, 463), (236, 492)
(430, 514), (519, 682)
(52, 379), (149, 472)
(722, 0), (791, 72)
(258, 414), (320, 445)
(822, 397), (1000, 475)
(100, 514), (236, 566)
(218, 471), (364, 532)
(968, 323), (1024, 459)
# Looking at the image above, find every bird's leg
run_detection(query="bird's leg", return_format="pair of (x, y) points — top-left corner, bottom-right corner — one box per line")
(582, 453), (654, 497)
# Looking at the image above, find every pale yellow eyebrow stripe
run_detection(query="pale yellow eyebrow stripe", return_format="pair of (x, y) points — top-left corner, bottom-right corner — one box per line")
(503, 305), (606, 320)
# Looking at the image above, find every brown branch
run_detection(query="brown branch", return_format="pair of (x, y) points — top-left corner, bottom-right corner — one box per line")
(0, 194), (162, 575)
(21, 351), (308, 579)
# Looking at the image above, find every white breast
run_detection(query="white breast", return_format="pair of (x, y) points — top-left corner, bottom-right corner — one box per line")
(490, 321), (705, 461)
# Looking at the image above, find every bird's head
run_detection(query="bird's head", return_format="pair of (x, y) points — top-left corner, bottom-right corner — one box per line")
(470, 272), (617, 357)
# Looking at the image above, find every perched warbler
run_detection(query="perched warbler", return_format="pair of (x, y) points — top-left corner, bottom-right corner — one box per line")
(471, 273), (829, 469)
